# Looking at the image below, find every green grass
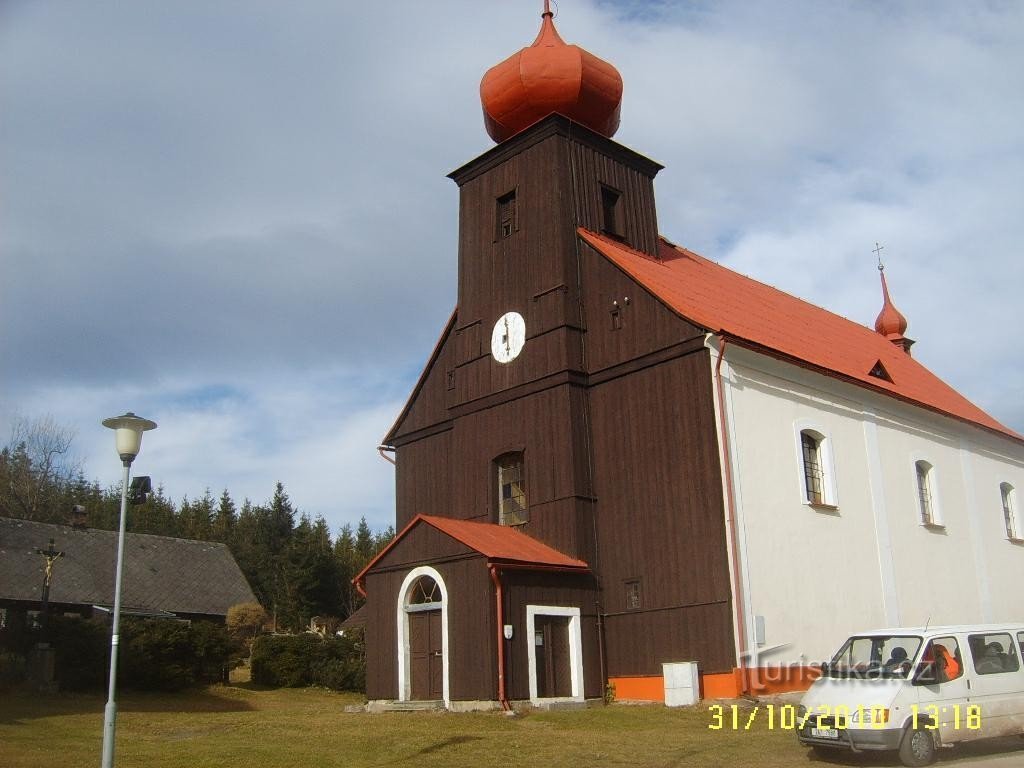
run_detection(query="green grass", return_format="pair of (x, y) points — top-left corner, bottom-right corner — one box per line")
(0, 685), (815, 768)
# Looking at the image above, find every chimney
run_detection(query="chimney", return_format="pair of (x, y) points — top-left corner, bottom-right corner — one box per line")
(68, 504), (88, 529)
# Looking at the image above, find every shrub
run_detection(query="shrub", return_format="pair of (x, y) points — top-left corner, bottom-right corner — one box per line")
(121, 619), (197, 691)
(47, 615), (109, 691)
(0, 651), (27, 689)
(39, 616), (240, 692)
(121, 619), (241, 691)
(251, 628), (364, 691)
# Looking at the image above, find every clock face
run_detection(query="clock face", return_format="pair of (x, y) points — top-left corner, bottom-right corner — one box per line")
(491, 311), (526, 364)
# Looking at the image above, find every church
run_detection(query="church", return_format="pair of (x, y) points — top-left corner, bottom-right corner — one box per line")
(355, 4), (1024, 709)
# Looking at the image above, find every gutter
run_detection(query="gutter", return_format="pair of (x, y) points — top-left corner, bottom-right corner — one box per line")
(714, 333), (750, 696)
(488, 564), (512, 711)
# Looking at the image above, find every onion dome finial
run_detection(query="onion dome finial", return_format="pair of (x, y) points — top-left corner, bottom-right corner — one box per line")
(480, 2), (624, 143)
(874, 263), (914, 354)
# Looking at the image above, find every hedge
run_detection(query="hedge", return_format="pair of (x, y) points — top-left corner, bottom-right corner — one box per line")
(3, 616), (242, 692)
(251, 630), (364, 691)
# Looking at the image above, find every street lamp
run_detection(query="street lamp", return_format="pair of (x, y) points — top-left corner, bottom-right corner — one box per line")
(99, 412), (156, 768)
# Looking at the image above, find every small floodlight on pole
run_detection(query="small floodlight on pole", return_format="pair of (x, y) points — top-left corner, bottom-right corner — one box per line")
(99, 412), (156, 768)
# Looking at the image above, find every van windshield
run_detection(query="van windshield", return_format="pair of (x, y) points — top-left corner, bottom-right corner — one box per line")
(824, 635), (923, 680)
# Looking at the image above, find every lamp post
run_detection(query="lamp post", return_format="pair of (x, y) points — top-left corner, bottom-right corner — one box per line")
(100, 412), (156, 768)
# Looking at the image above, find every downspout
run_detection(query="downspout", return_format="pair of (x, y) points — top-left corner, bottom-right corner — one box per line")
(714, 334), (750, 696)
(377, 445), (396, 465)
(488, 564), (512, 711)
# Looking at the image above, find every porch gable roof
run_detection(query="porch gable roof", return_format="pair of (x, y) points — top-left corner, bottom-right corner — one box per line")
(355, 514), (588, 586)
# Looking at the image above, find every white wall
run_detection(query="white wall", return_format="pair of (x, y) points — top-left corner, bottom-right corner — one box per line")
(709, 338), (1024, 667)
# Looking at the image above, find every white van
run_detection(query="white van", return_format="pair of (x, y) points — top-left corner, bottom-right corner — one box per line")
(797, 623), (1024, 766)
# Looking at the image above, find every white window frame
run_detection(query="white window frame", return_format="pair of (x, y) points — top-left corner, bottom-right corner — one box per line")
(1001, 483), (1020, 541)
(793, 421), (838, 509)
(911, 456), (943, 528)
(525, 605), (585, 705)
(396, 566), (450, 707)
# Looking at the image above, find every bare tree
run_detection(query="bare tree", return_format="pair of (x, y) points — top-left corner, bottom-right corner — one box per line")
(0, 414), (81, 521)
(226, 601), (269, 657)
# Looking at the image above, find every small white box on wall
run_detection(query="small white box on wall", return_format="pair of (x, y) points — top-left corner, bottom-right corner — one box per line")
(662, 661), (700, 707)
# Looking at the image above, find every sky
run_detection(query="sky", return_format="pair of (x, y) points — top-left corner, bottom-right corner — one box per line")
(2, 1), (1022, 536)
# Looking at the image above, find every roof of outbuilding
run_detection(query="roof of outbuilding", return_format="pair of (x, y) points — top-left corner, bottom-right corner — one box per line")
(354, 514), (588, 586)
(0, 517), (257, 618)
(578, 228), (1020, 443)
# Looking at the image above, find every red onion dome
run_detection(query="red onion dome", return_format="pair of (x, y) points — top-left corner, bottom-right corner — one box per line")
(480, 4), (623, 144)
(874, 270), (909, 340)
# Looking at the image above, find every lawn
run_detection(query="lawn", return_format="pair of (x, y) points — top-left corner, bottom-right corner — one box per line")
(0, 684), (817, 768)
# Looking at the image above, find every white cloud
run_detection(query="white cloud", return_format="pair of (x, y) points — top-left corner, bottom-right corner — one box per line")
(2, 1), (1022, 534)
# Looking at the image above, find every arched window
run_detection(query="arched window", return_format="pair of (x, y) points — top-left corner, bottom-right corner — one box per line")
(801, 431), (826, 505)
(916, 460), (938, 526)
(1001, 483), (1019, 540)
(795, 426), (837, 507)
(495, 452), (528, 526)
(406, 575), (441, 606)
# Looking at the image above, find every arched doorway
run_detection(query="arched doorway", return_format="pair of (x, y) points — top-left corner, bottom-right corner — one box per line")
(396, 566), (449, 704)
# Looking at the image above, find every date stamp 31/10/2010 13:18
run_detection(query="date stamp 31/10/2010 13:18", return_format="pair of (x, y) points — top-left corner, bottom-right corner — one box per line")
(706, 704), (982, 731)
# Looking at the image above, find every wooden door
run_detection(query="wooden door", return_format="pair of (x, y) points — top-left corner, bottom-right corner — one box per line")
(410, 609), (443, 700)
(535, 615), (572, 698)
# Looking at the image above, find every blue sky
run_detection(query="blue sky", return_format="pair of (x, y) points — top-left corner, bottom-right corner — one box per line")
(2, 1), (1022, 535)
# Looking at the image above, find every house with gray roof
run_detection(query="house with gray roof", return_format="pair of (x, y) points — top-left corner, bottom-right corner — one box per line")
(0, 516), (256, 628)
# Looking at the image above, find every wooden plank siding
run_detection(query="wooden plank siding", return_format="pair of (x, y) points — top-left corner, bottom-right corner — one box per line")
(394, 430), (452, 532)
(589, 351), (736, 675)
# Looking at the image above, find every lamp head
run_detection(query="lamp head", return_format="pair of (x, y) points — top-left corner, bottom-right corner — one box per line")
(102, 412), (157, 465)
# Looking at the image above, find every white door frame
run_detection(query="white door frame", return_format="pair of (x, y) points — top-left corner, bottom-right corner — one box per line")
(396, 566), (450, 706)
(526, 604), (584, 704)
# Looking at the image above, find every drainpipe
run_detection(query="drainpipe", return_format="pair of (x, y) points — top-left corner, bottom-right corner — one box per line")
(488, 564), (512, 711)
(714, 334), (750, 696)
(377, 445), (396, 465)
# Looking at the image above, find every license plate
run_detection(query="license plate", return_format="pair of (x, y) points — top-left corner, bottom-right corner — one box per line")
(811, 728), (839, 740)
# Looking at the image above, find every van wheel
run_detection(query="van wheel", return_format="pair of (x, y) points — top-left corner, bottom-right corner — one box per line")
(898, 726), (937, 767)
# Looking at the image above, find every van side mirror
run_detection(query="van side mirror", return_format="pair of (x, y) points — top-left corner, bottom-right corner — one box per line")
(912, 661), (938, 686)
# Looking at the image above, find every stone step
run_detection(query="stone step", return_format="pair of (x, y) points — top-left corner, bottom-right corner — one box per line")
(372, 700), (445, 712)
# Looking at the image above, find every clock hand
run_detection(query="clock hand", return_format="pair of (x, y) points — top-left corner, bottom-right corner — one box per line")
(504, 317), (511, 353)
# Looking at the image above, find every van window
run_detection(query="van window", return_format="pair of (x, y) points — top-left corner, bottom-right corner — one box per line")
(969, 633), (1020, 675)
(916, 637), (963, 684)
(1018, 631), (1024, 658)
(826, 635), (922, 679)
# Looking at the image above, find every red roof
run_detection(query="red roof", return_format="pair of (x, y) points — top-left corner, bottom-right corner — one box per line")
(354, 514), (588, 587)
(579, 228), (1020, 442)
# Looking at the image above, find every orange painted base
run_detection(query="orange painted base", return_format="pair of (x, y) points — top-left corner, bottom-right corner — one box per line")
(609, 666), (821, 702)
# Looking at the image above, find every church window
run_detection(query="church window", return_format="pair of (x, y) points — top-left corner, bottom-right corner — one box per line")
(406, 575), (442, 606)
(1001, 483), (1019, 540)
(624, 580), (641, 610)
(916, 460), (940, 526)
(610, 302), (622, 330)
(795, 426), (838, 509)
(801, 431), (825, 505)
(601, 185), (623, 239)
(496, 452), (528, 526)
(497, 190), (517, 239)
